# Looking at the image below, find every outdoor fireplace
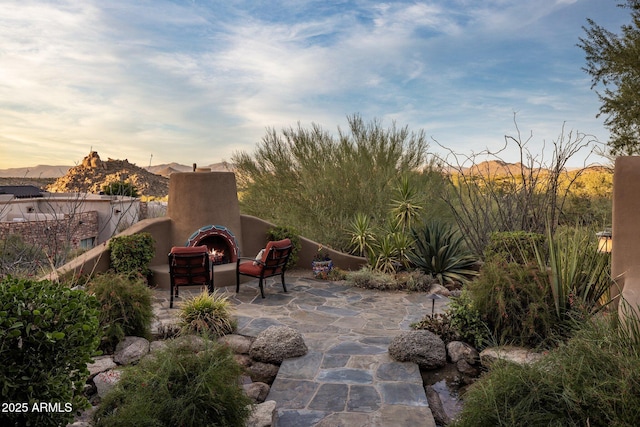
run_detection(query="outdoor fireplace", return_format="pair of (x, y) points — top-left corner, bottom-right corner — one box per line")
(186, 225), (239, 265)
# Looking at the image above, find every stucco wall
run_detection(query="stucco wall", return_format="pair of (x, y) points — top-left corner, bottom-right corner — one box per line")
(612, 156), (640, 315)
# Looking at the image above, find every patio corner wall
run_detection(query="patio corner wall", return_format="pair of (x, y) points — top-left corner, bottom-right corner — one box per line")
(612, 156), (640, 317)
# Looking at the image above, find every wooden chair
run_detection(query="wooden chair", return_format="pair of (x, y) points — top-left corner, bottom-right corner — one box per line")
(168, 245), (212, 308)
(236, 238), (292, 298)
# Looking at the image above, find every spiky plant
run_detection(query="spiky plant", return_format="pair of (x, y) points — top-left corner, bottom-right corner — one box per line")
(179, 290), (236, 337)
(408, 221), (478, 286)
(348, 212), (377, 258)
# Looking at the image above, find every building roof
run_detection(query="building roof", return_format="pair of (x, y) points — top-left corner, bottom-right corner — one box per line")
(0, 185), (44, 198)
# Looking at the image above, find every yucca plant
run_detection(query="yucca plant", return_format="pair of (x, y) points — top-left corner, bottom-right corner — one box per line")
(408, 221), (478, 286)
(373, 234), (400, 274)
(390, 175), (424, 234)
(532, 226), (612, 321)
(179, 290), (237, 337)
(348, 212), (377, 258)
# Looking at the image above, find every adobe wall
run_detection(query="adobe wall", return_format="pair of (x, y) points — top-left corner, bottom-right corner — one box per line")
(166, 171), (243, 251)
(612, 156), (640, 316)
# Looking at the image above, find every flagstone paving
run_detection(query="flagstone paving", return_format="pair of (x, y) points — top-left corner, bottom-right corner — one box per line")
(153, 271), (449, 427)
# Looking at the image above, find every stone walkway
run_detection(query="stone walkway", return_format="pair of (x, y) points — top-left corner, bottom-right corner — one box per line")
(153, 271), (449, 427)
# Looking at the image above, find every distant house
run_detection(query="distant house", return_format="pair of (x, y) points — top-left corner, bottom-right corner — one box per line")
(0, 186), (141, 251)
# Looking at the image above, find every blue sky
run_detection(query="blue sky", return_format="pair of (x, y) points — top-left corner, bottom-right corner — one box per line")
(0, 0), (629, 169)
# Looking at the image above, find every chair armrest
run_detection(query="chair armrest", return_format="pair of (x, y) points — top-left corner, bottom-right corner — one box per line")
(237, 257), (264, 267)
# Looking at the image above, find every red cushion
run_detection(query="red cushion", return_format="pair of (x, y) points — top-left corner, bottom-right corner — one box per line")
(238, 261), (263, 276)
(170, 245), (208, 254)
(262, 239), (291, 262)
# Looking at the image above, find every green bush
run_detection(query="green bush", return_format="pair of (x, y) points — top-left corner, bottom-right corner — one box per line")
(108, 232), (155, 277)
(87, 272), (154, 353)
(467, 258), (558, 348)
(484, 231), (545, 264)
(445, 289), (489, 349)
(179, 290), (236, 337)
(0, 277), (100, 427)
(346, 267), (401, 290)
(94, 338), (252, 427)
(451, 312), (640, 427)
(266, 226), (301, 269)
(408, 221), (479, 286)
(103, 181), (139, 197)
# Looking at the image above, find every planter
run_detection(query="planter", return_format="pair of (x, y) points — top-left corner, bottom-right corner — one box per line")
(312, 260), (333, 278)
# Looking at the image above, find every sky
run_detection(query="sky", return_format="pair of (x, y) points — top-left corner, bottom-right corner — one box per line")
(0, 0), (631, 170)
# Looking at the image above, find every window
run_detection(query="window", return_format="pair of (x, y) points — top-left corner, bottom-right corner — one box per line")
(80, 237), (95, 249)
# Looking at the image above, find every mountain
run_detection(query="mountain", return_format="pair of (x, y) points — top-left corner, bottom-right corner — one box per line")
(46, 151), (169, 198)
(0, 165), (71, 178)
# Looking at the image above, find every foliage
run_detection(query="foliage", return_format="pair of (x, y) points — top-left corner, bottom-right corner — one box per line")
(314, 266), (348, 281)
(412, 313), (461, 344)
(103, 181), (139, 198)
(390, 175), (424, 234)
(533, 226), (612, 321)
(579, 0), (640, 155)
(451, 311), (640, 427)
(438, 117), (598, 255)
(233, 114), (448, 251)
(266, 226), (300, 269)
(467, 259), (559, 348)
(0, 277), (100, 427)
(349, 212), (377, 258)
(87, 272), (154, 353)
(346, 267), (432, 291)
(108, 232), (155, 277)
(484, 231), (545, 264)
(94, 338), (252, 427)
(179, 290), (236, 337)
(408, 221), (478, 286)
(0, 234), (49, 280)
(445, 289), (489, 349)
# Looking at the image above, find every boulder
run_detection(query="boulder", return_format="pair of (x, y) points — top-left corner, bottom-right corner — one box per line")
(388, 330), (446, 369)
(87, 356), (117, 379)
(94, 369), (122, 398)
(249, 326), (307, 364)
(456, 359), (481, 377)
(425, 385), (451, 426)
(446, 341), (480, 364)
(247, 362), (280, 385)
(219, 334), (254, 354)
(234, 354), (253, 368)
(172, 334), (208, 352)
(480, 346), (545, 367)
(243, 382), (270, 403)
(113, 337), (150, 365)
(246, 400), (276, 427)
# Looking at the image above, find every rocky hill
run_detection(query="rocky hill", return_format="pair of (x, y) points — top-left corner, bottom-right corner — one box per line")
(46, 151), (169, 198)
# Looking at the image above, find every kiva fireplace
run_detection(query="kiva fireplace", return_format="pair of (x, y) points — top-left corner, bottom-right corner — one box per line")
(186, 225), (239, 265)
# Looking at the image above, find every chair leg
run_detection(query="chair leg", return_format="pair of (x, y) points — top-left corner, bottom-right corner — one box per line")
(259, 278), (265, 298)
(236, 270), (240, 293)
(281, 272), (287, 293)
(170, 283), (174, 309)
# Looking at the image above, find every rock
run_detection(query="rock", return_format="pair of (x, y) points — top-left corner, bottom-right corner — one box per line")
(446, 341), (480, 364)
(219, 334), (253, 354)
(247, 362), (280, 385)
(249, 326), (308, 364)
(425, 385), (451, 426)
(429, 283), (451, 297)
(172, 334), (208, 352)
(388, 331), (446, 369)
(94, 369), (122, 398)
(456, 359), (481, 377)
(87, 356), (117, 379)
(243, 382), (270, 403)
(246, 400), (276, 427)
(113, 337), (150, 365)
(234, 353), (253, 368)
(480, 346), (545, 367)
(150, 340), (168, 353)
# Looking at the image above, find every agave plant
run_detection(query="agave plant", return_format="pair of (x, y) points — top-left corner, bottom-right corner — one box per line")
(408, 221), (478, 286)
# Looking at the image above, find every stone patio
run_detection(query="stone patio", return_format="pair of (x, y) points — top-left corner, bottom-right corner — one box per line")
(153, 270), (449, 427)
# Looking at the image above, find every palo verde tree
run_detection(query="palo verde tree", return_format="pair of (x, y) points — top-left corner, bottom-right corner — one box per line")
(579, 0), (640, 155)
(232, 114), (447, 251)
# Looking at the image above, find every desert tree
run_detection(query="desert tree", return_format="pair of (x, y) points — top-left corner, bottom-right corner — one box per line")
(579, 0), (640, 154)
(437, 116), (600, 255)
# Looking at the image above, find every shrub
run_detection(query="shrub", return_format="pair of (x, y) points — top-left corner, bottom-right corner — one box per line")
(483, 231), (545, 264)
(412, 313), (461, 344)
(0, 277), (100, 427)
(103, 181), (139, 197)
(266, 226), (300, 269)
(467, 258), (558, 348)
(87, 272), (154, 353)
(179, 290), (236, 337)
(108, 232), (155, 277)
(94, 338), (252, 427)
(445, 289), (489, 349)
(451, 312), (640, 427)
(346, 267), (399, 290)
(408, 221), (478, 286)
